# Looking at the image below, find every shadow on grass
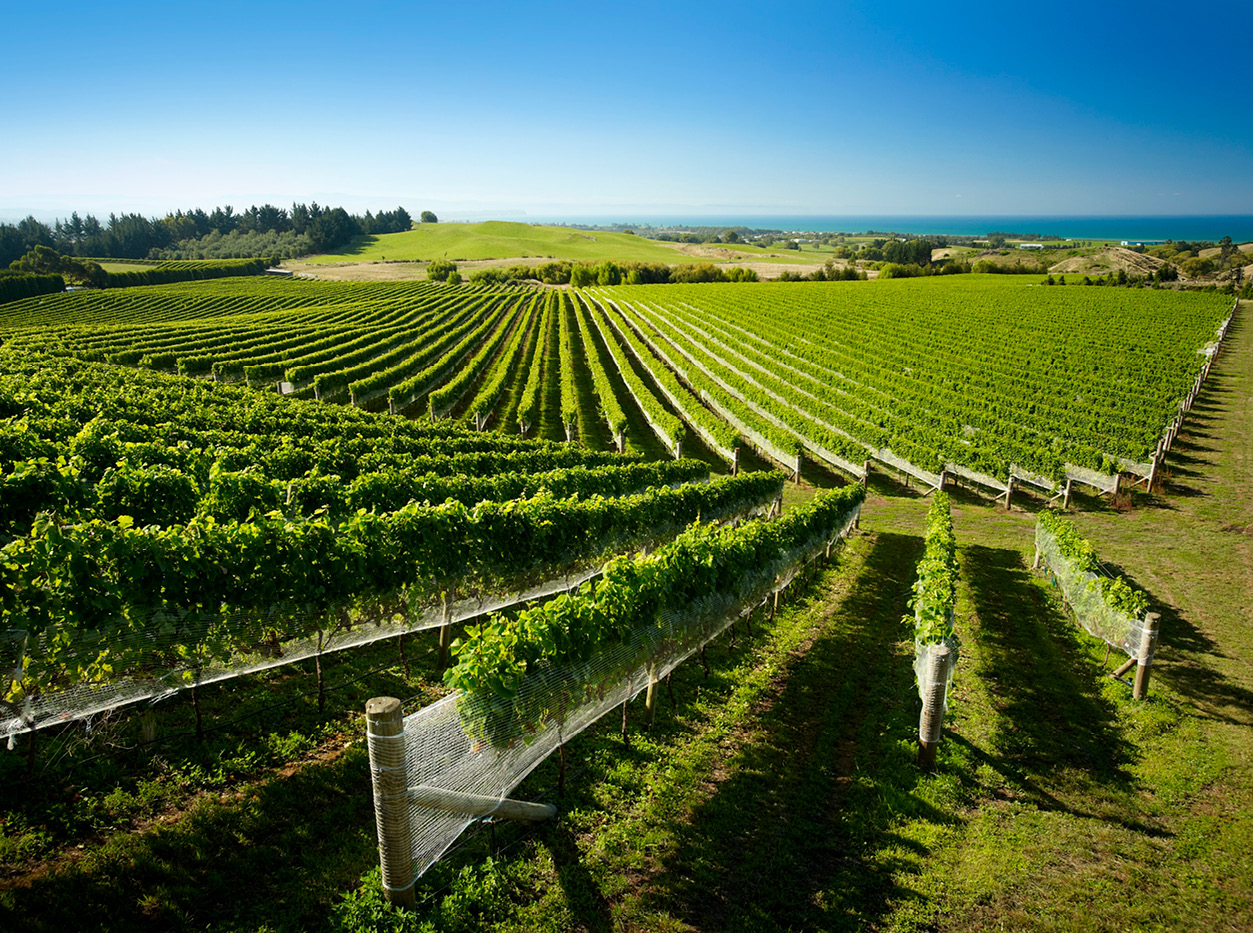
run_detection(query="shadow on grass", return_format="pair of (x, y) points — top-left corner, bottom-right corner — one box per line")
(539, 821), (614, 933)
(961, 545), (1135, 787)
(0, 748), (377, 933)
(1100, 564), (1253, 728)
(321, 235), (382, 259)
(640, 531), (941, 933)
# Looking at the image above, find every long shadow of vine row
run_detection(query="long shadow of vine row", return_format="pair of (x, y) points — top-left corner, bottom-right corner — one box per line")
(639, 531), (941, 933)
(959, 544), (1137, 800)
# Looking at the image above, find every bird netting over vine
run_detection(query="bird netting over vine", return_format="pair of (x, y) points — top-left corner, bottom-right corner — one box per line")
(2, 473), (783, 739)
(1034, 519), (1154, 661)
(391, 491), (862, 884)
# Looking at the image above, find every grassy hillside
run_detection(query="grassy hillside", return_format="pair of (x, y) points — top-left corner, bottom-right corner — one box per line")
(303, 221), (700, 265)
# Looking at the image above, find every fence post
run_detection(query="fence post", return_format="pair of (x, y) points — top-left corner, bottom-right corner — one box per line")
(674, 439), (683, 460)
(1063, 477), (1073, 510)
(1133, 612), (1161, 700)
(437, 591), (453, 670)
(644, 668), (658, 727)
(917, 643), (951, 771)
(731, 445), (739, 475)
(366, 697), (415, 908)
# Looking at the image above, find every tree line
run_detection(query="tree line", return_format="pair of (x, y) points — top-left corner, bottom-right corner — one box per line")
(0, 203), (416, 267)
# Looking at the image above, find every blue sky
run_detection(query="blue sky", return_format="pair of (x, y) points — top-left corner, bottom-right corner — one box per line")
(3, 0), (1251, 220)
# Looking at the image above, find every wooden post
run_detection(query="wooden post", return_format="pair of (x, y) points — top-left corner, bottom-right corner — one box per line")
(1032, 546), (1041, 570)
(1147, 445), (1161, 491)
(565, 422), (574, 444)
(937, 470), (947, 493)
(437, 591), (453, 670)
(365, 697), (415, 908)
(519, 420), (529, 439)
(1133, 612), (1161, 700)
(861, 459), (871, 491)
(916, 643), (951, 771)
(1062, 478), (1073, 510)
(674, 439), (683, 460)
(140, 707), (157, 744)
(408, 785), (556, 822)
(1003, 476), (1015, 511)
(615, 431), (626, 454)
(794, 453), (803, 485)
(644, 669), (658, 727)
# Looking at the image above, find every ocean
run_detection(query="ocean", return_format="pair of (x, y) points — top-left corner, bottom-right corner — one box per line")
(528, 214), (1253, 243)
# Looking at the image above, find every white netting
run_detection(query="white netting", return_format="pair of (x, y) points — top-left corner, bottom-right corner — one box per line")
(913, 629), (958, 708)
(1035, 521), (1155, 661)
(1063, 464), (1119, 495)
(875, 447), (942, 489)
(944, 461), (1008, 494)
(1, 498), (777, 739)
(1, 567), (598, 739)
(395, 505), (860, 881)
(913, 634), (957, 745)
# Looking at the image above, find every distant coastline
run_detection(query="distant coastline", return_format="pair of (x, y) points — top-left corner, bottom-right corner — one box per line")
(530, 214), (1253, 243)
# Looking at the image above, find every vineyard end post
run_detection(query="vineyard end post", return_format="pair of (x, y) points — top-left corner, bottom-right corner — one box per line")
(917, 643), (951, 771)
(365, 697), (415, 908)
(1133, 613), (1161, 700)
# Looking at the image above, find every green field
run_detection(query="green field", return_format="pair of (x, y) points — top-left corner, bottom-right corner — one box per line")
(0, 274), (1247, 932)
(302, 221), (709, 265)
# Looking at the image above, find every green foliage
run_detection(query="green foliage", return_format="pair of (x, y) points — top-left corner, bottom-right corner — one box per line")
(904, 491), (959, 645)
(426, 259), (457, 282)
(0, 271), (64, 304)
(419, 210), (438, 224)
(1037, 509), (1150, 618)
(443, 484), (862, 747)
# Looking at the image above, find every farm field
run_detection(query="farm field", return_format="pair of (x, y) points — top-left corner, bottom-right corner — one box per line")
(1, 275), (1232, 489)
(299, 221), (710, 265)
(0, 275), (1246, 932)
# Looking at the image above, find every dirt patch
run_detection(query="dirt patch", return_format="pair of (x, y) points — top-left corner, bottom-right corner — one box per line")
(1048, 247), (1165, 276)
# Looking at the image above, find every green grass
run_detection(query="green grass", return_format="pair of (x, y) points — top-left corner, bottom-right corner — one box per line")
(302, 222), (702, 266)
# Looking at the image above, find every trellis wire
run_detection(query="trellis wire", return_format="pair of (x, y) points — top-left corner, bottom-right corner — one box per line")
(392, 505), (860, 884)
(2, 498), (776, 740)
(1034, 520), (1153, 661)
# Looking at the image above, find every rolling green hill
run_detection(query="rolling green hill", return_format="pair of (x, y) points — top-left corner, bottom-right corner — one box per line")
(304, 220), (701, 265)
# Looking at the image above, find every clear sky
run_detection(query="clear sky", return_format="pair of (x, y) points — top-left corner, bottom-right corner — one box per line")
(3, 0), (1251, 221)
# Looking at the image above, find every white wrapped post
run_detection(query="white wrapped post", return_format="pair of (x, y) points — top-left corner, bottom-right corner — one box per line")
(366, 697), (415, 908)
(917, 643), (951, 770)
(1133, 613), (1161, 700)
